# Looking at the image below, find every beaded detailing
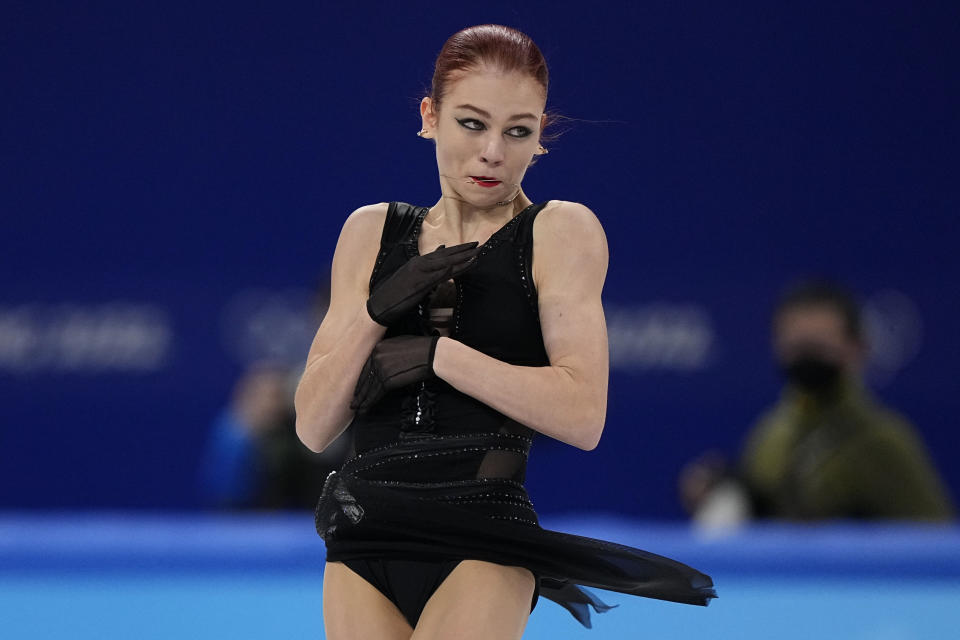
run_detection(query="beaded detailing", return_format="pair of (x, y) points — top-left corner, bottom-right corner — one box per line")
(402, 203), (542, 338)
(400, 382), (437, 434)
(452, 277), (465, 336)
(318, 432), (541, 540)
(472, 207), (531, 258)
(489, 514), (539, 526)
(403, 206), (431, 259)
(350, 444), (529, 476)
(516, 233), (539, 316)
(369, 245), (392, 292)
(363, 477), (528, 491)
(347, 431), (533, 461)
(436, 492), (535, 509)
(404, 203), (537, 260)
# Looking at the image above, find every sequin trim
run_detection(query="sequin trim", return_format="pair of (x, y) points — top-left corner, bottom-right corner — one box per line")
(403, 206), (432, 259)
(405, 204), (537, 260)
(369, 246), (391, 292)
(350, 444), (529, 475)
(516, 233), (540, 316)
(400, 203), (544, 337)
(488, 514), (539, 526)
(437, 494), (535, 509)
(347, 432), (533, 462)
(361, 477), (528, 491)
(400, 382), (437, 433)
(452, 277), (465, 337)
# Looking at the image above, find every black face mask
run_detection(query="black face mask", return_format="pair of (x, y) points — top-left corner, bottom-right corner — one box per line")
(782, 356), (842, 394)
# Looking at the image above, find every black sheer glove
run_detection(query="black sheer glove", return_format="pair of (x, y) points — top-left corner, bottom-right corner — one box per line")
(350, 335), (441, 414)
(366, 242), (479, 326)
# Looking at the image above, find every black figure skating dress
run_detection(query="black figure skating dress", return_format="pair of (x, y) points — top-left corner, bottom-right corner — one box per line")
(315, 201), (716, 628)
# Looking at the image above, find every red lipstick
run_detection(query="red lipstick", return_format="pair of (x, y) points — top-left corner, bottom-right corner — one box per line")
(470, 176), (502, 188)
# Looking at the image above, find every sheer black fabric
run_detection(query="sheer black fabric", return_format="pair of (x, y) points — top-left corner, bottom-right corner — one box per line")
(316, 201), (716, 627)
(366, 241), (479, 326)
(350, 335), (440, 414)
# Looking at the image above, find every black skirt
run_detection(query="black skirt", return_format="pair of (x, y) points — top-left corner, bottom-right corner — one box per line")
(315, 432), (716, 627)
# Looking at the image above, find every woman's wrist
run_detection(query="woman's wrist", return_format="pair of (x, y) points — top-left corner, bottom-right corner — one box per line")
(358, 299), (388, 333)
(432, 336), (455, 379)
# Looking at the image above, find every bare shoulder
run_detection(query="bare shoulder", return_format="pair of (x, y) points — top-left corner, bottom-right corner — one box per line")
(531, 200), (608, 296)
(329, 202), (390, 296)
(534, 200), (607, 253)
(537, 199), (603, 224)
(532, 200), (608, 289)
(339, 202), (390, 245)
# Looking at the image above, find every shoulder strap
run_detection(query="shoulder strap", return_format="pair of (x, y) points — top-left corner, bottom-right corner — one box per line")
(514, 201), (551, 312)
(379, 202), (425, 248)
(514, 200), (550, 246)
(369, 202), (424, 292)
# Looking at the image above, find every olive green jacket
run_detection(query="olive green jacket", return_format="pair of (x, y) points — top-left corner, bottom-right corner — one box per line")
(739, 379), (954, 521)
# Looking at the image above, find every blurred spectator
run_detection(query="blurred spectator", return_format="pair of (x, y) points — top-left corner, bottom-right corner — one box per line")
(198, 276), (348, 510)
(198, 361), (348, 510)
(680, 280), (954, 528)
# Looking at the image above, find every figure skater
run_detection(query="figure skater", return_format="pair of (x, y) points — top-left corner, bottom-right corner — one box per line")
(295, 23), (715, 640)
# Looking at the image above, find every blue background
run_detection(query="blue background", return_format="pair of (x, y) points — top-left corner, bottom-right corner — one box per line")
(1, 0), (958, 517)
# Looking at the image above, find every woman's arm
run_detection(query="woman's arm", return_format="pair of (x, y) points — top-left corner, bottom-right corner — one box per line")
(432, 201), (609, 450)
(293, 203), (389, 452)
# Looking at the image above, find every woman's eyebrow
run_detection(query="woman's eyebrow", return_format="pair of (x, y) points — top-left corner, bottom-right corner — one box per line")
(455, 104), (538, 122)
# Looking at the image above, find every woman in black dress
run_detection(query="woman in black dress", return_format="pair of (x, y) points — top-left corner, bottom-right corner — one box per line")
(295, 24), (715, 640)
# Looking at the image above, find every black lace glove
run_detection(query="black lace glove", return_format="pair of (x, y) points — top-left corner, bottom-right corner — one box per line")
(366, 242), (479, 326)
(350, 335), (441, 413)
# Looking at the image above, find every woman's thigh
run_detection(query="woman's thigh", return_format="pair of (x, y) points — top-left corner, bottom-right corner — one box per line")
(411, 559), (536, 640)
(323, 561), (414, 640)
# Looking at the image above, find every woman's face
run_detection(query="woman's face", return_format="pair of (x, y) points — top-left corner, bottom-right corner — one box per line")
(421, 66), (546, 208)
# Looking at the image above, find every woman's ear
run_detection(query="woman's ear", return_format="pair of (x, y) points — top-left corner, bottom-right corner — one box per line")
(420, 97), (438, 137)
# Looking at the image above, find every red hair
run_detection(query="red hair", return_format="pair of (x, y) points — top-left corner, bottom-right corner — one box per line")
(430, 24), (549, 111)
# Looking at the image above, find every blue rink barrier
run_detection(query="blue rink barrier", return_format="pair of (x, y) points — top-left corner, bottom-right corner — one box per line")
(2, 512), (959, 639)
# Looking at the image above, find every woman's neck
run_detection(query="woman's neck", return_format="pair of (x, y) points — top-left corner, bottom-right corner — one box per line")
(427, 189), (533, 236)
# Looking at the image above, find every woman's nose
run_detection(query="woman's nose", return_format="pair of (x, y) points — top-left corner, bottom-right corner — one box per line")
(480, 134), (505, 165)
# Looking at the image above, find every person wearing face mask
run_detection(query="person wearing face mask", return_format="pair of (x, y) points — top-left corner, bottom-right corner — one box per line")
(681, 281), (954, 528)
(294, 23), (714, 640)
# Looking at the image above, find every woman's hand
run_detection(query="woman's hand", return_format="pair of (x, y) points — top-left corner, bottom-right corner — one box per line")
(366, 242), (480, 326)
(350, 335), (441, 413)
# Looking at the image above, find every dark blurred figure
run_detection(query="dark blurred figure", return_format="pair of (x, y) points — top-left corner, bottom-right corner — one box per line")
(198, 276), (348, 510)
(198, 361), (347, 510)
(681, 280), (954, 528)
